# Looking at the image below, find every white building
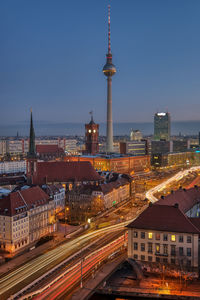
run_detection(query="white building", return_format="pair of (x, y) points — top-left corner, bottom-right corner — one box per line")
(0, 186), (55, 253)
(0, 160), (26, 174)
(42, 184), (65, 214)
(127, 204), (200, 272)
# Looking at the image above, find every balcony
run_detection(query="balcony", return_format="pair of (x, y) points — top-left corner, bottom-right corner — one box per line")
(155, 252), (168, 257)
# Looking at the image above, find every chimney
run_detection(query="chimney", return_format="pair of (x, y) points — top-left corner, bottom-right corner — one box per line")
(161, 195), (165, 199)
(171, 190), (174, 194)
(174, 203), (179, 209)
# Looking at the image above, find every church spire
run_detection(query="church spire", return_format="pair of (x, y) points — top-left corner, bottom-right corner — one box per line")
(28, 109), (36, 158)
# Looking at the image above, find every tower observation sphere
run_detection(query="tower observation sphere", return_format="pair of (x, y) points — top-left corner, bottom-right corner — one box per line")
(103, 5), (116, 153)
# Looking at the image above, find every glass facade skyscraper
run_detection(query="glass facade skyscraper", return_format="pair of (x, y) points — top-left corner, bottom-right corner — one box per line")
(154, 112), (171, 141)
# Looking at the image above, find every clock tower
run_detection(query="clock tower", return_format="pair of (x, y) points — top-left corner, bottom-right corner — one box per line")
(85, 113), (99, 155)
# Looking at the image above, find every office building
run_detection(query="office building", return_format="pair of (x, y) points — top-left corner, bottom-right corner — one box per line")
(154, 112), (171, 141)
(130, 129), (143, 141)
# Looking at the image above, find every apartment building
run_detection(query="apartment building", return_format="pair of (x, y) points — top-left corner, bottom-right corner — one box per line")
(0, 186), (54, 253)
(127, 204), (200, 272)
(0, 160), (26, 174)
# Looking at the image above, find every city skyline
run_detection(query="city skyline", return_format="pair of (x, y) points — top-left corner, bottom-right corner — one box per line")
(1, 0), (200, 126)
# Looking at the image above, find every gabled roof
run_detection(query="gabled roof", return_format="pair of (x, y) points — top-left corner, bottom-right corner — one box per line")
(189, 218), (200, 232)
(33, 161), (102, 185)
(0, 186), (49, 216)
(156, 186), (200, 213)
(127, 204), (200, 234)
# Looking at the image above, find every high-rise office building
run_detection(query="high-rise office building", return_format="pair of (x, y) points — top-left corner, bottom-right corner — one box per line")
(154, 112), (171, 141)
(103, 5), (116, 153)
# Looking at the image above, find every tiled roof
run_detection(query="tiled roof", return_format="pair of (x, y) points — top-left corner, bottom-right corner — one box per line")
(0, 186), (49, 216)
(33, 161), (102, 185)
(36, 144), (64, 154)
(127, 204), (200, 234)
(100, 178), (129, 195)
(69, 177), (129, 196)
(42, 184), (64, 196)
(156, 186), (200, 213)
(189, 218), (200, 231)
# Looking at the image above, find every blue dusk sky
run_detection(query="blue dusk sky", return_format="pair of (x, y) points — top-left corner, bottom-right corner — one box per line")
(1, 0), (200, 126)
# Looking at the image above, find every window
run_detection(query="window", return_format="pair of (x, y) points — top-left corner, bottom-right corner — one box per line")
(163, 244), (168, 255)
(187, 236), (191, 243)
(141, 255), (145, 261)
(187, 260), (191, 267)
(155, 233), (160, 240)
(163, 234), (168, 241)
(133, 254), (138, 259)
(171, 235), (176, 242)
(134, 242), (138, 250)
(171, 258), (176, 264)
(148, 232), (153, 239)
(179, 247), (184, 256)
(141, 243), (145, 252)
(156, 244), (160, 253)
(133, 231), (138, 238)
(179, 235), (183, 243)
(156, 257), (160, 263)
(171, 245), (176, 256)
(141, 232), (145, 239)
(148, 243), (153, 253)
(187, 248), (191, 257)
(148, 256), (152, 262)
(163, 258), (168, 264)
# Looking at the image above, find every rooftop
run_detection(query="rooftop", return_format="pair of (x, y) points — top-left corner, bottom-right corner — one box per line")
(32, 161), (103, 185)
(156, 186), (200, 213)
(0, 186), (49, 216)
(127, 204), (200, 234)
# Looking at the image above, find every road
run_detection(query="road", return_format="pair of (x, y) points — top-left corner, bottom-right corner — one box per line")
(146, 166), (200, 203)
(0, 222), (129, 300)
(31, 235), (126, 300)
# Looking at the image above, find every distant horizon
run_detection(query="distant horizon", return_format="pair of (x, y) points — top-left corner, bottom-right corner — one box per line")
(1, 120), (200, 137)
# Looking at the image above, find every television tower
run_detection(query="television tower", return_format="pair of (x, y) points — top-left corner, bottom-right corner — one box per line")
(103, 5), (116, 153)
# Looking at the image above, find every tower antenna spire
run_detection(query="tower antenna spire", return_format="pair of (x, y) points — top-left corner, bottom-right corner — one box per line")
(108, 5), (111, 54)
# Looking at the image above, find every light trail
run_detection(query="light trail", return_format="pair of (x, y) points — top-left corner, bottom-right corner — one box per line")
(146, 166), (200, 203)
(30, 235), (126, 300)
(1, 221), (128, 299)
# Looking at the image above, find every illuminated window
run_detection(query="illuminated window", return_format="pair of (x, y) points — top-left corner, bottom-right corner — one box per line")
(88, 129), (92, 133)
(93, 129), (96, 133)
(156, 244), (160, 253)
(171, 235), (176, 242)
(148, 232), (153, 239)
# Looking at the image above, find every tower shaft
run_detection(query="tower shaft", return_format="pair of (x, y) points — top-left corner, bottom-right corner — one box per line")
(103, 5), (116, 153)
(106, 76), (113, 152)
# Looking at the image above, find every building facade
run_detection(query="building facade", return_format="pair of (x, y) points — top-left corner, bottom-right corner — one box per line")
(130, 129), (143, 141)
(0, 160), (26, 174)
(66, 154), (150, 174)
(127, 204), (200, 272)
(85, 115), (99, 155)
(0, 186), (54, 253)
(154, 112), (171, 141)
